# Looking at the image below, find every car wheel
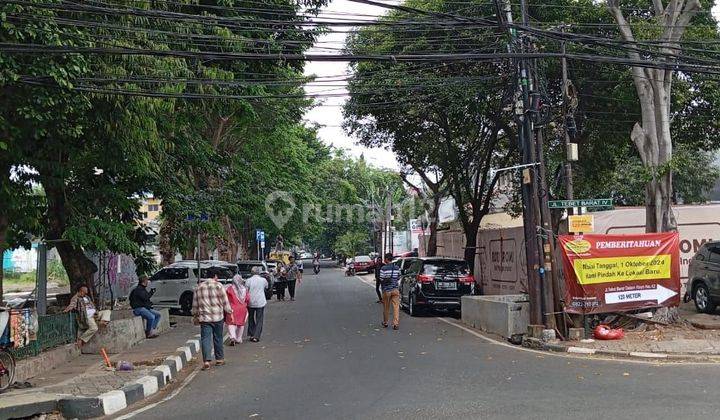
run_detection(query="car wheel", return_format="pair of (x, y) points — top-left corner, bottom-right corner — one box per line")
(180, 292), (194, 316)
(694, 284), (717, 314)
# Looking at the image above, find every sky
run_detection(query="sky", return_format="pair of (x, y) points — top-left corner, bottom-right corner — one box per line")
(303, 0), (401, 170)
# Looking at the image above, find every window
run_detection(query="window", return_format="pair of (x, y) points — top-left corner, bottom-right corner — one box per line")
(238, 263), (264, 275)
(148, 204), (160, 212)
(707, 246), (720, 264)
(150, 268), (188, 281)
(407, 260), (423, 274)
(354, 256), (371, 263)
(139, 212), (148, 219)
(194, 266), (235, 279)
(423, 260), (470, 275)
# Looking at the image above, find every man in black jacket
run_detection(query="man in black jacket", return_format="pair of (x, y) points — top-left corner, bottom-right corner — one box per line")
(373, 259), (383, 304)
(129, 275), (161, 338)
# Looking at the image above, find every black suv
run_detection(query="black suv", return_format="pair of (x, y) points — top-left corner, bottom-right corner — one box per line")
(399, 257), (475, 316)
(685, 241), (720, 313)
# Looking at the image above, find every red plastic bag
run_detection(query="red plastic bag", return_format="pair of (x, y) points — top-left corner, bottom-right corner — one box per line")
(593, 324), (625, 340)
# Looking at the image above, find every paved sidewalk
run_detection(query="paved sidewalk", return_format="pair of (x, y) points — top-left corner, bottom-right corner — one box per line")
(0, 319), (201, 418)
(524, 304), (720, 361)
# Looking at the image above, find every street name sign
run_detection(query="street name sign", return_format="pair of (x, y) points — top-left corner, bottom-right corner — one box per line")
(548, 198), (613, 209)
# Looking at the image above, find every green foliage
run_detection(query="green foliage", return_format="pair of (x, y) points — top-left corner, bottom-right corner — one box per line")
(532, 0), (720, 204)
(334, 231), (371, 257)
(47, 259), (69, 286)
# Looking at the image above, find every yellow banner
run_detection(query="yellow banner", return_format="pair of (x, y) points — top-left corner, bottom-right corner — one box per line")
(573, 255), (672, 285)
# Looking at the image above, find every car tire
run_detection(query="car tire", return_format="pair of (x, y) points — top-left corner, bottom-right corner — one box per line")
(180, 292), (194, 316)
(694, 283), (717, 314)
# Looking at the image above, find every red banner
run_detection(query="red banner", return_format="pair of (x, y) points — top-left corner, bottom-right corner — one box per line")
(559, 232), (680, 315)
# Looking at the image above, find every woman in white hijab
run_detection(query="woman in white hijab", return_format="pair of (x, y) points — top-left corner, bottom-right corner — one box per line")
(225, 274), (250, 345)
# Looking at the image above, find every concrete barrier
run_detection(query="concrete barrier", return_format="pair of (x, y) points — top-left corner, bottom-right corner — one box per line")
(15, 343), (80, 383)
(461, 294), (530, 338)
(82, 308), (171, 354)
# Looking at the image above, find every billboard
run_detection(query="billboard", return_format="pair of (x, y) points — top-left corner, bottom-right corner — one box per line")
(559, 232), (681, 314)
(593, 205), (720, 286)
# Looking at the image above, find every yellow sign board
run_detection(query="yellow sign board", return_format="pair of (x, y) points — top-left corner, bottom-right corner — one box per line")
(569, 214), (594, 233)
(573, 254), (672, 284)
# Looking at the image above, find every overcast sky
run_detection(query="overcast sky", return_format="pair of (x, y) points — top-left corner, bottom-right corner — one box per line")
(303, 0), (401, 170)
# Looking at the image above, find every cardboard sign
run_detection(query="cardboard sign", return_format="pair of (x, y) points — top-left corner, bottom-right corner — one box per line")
(568, 214), (594, 233)
(559, 232), (680, 314)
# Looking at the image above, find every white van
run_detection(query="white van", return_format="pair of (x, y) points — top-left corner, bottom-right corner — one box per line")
(149, 261), (235, 315)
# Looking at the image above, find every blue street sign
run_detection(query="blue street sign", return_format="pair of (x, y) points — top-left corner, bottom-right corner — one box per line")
(256, 229), (264, 242)
(186, 213), (209, 222)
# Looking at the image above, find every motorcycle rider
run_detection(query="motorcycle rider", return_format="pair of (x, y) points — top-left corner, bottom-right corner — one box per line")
(312, 252), (321, 274)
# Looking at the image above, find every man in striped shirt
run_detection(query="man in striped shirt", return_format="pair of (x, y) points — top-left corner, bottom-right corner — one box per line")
(379, 252), (401, 330)
(192, 274), (233, 370)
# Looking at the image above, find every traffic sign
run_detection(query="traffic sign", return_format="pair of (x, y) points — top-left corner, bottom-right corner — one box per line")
(548, 198), (613, 209)
(186, 213), (209, 222)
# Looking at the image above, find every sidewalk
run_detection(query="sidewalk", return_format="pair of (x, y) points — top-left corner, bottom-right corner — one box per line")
(0, 318), (202, 418)
(524, 303), (720, 361)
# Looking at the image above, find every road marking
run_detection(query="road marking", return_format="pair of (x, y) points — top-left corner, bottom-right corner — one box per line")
(348, 273), (720, 365)
(114, 368), (200, 420)
(115, 333), (228, 419)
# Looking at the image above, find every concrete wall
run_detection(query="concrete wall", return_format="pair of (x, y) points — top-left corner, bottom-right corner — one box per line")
(15, 343), (80, 383)
(461, 294), (530, 338)
(82, 308), (170, 354)
(421, 227), (528, 295)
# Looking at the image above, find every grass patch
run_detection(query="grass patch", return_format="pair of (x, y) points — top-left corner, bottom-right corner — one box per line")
(2, 260), (70, 292)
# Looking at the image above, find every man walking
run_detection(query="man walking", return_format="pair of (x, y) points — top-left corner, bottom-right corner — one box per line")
(286, 255), (300, 301)
(246, 267), (269, 342)
(129, 275), (161, 338)
(192, 274), (232, 370)
(379, 252), (401, 330)
(373, 258), (383, 304)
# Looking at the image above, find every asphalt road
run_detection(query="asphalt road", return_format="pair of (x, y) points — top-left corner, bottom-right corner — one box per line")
(130, 264), (720, 420)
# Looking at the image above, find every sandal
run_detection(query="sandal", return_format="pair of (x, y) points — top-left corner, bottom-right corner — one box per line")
(202, 362), (211, 370)
(215, 360), (226, 366)
(382, 322), (388, 328)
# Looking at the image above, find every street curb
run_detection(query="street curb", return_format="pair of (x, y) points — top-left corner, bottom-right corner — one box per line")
(0, 337), (202, 419)
(521, 337), (719, 362)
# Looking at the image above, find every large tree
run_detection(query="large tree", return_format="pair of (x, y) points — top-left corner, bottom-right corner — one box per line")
(344, 0), (518, 273)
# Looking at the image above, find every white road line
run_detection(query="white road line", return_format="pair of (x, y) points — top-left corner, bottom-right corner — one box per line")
(114, 368), (200, 420)
(114, 333), (229, 419)
(350, 273), (709, 365)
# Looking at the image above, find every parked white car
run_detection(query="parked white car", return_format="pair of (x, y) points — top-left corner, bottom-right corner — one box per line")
(149, 260), (235, 315)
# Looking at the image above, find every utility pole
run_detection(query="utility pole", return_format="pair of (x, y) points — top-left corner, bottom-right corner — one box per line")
(561, 29), (575, 206)
(516, 0), (544, 326)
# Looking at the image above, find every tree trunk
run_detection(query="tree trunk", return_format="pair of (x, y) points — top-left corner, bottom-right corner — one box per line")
(218, 215), (239, 262)
(158, 218), (176, 266)
(462, 223), (480, 276)
(42, 179), (97, 297)
(239, 216), (252, 260)
(426, 195), (440, 257)
(199, 233), (210, 260)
